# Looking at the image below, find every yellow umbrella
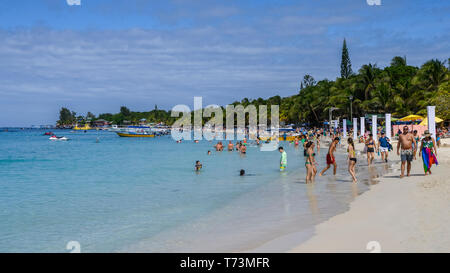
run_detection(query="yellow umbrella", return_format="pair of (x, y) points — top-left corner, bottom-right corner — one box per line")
(398, 114), (424, 121)
(418, 117), (443, 126)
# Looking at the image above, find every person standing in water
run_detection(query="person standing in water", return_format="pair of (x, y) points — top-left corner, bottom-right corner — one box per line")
(365, 134), (376, 166)
(279, 147), (287, 171)
(319, 137), (339, 176)
(397, 126), (416, 178)
(305, 141), (317, 183)
(419, 130), (438, 175)
(347, 138), (357, 183)
(378, 132), (390, 162)
(227, 141), (234, 151)
(195, 160), (202, 171)
(240, 143), (247, 154)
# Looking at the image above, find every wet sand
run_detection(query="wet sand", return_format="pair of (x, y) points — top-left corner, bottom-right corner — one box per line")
(289, 138), (450, 253)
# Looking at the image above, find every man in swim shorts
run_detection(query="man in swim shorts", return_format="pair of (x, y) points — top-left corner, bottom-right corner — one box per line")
(319, 137), (339, 176)
(397, 126), (416, 178)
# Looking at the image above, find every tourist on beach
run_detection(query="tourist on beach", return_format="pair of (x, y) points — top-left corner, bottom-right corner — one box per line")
(319, 137), (339, 176)
(305, 141), (317, 183)
(365, 134), (376, 165)
(214, 141), (223, 151)
(412, 130), (420, 152)
(347, 138), (357, 183)
(228, 141), (234, 151)
(279, 146), (287, 171)
(436, 131), (442, 148)
(240, 143), (247, 154)
(378, 132), (390, 162)
(195, 160), (202, 171)
(419, 130), (438, 175)
(316, 134), (321, 154)
(397, 126), (417, 178)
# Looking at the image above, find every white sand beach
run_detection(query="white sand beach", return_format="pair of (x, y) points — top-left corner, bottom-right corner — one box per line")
(290, 139), (450, 253)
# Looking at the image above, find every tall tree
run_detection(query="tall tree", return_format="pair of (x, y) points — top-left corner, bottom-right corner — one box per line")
(390, 56), (407, 66)
(120, 106), (131, 117)
(302, 75), (316, 88)
(58, 107), (75, 125)
(340, 39), (353, 79)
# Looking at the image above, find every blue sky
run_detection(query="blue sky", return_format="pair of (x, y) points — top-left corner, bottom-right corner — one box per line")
(0, 0), (449, 126)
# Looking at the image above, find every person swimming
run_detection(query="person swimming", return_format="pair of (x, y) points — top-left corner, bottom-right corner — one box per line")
(240, 169), (245, 176)
(207, 150), (211, 155)
(195, 160), (202, 171)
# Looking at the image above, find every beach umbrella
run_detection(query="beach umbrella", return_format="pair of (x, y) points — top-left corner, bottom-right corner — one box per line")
(398, 114), (423, 121)
(418, 116), (443, 126)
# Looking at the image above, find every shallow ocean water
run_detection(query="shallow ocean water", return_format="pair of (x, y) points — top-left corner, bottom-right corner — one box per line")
(0, 129), (391, 252)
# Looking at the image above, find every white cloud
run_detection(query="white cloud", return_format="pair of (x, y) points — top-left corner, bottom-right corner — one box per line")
(66, 0), (81, 6)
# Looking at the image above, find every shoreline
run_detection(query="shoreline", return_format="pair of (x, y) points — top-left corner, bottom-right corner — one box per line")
(287, 139), (450, 253)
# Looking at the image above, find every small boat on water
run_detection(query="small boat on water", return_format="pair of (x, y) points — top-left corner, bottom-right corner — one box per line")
(44, 132), (53, 135)
(49, 136), (69, 141)
(116, 132), (155, 138)
(73, 124), (92, 131)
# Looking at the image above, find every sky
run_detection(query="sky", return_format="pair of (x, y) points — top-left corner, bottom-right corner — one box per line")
(0, 0), (449, 126)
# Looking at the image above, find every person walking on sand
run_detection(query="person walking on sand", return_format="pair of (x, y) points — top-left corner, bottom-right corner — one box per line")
(319, 137), (339, 176)
(397, 126), (417, 178)
(365, 134), (376, 166)
(378, 131), (390, 163)
(419, 130), (438, 175)
(279, 147), (287, 171)
(347, 138), (357, 183)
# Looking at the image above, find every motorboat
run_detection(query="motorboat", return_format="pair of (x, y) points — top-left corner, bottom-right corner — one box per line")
(49, 135), (69, 141)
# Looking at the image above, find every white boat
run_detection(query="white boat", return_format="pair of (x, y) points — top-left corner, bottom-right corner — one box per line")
(49, 136), (69, 141)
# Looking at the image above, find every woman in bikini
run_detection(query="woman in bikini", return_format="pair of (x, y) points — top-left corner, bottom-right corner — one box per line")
(347, 138), (357, 183)
(365, 134), (376, 166)
(305, 141), (317, 183)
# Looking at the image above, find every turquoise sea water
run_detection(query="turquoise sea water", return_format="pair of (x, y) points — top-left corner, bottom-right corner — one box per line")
(0, 129), (391, 252)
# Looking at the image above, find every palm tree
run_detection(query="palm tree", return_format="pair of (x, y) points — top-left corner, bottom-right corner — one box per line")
(359, 63), (377, 101)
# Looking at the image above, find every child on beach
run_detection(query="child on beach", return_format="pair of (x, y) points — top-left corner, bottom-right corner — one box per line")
(279, 147), (287, 171)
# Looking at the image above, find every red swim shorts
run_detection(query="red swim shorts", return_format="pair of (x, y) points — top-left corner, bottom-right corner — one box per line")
(326, 153), (335, 165)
